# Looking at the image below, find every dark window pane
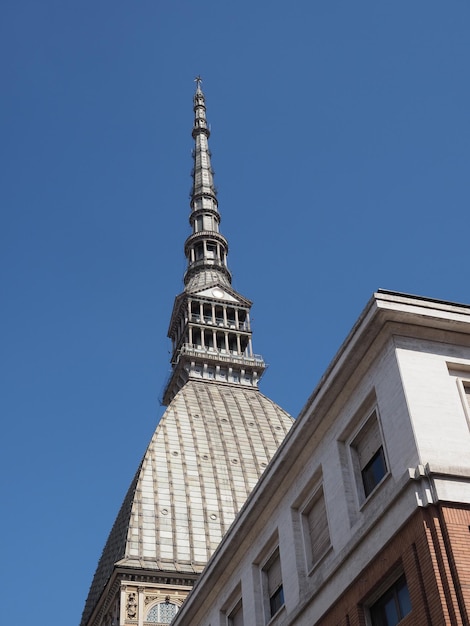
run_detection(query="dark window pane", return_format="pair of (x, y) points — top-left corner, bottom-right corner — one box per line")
(270, 585), (284, 616)
(370, 575), (411, 626)
(397, 578), (412, 615)
(362, 446), (387, 496)
(383, 598), (399, 625)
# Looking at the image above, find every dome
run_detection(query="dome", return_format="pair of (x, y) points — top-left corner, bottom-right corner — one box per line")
(81, 380), (293, 626)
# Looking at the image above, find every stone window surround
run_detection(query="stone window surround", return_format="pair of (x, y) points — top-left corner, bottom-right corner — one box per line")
(347, 406), (389, 506)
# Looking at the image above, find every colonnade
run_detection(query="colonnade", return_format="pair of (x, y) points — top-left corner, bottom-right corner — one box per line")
(171, 299), (253, 358)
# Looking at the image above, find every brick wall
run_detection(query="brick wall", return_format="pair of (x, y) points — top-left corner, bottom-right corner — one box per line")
(315, 505), (470, 626)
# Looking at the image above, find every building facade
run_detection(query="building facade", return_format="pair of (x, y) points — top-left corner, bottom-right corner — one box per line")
(170, 290), (470, 625)
(79, 80), (293, 626)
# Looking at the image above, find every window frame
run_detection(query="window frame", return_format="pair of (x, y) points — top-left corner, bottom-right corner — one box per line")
(349, 408), (389, 504)
(368, 573), (412, 626)
(261, 547), (285, 622)
(300, 484), (331, 572)
(226, 598), (243, 626)
(361, 445), (387, 498)
(451, 368), (470, 431)
(220, 584), (243, 626)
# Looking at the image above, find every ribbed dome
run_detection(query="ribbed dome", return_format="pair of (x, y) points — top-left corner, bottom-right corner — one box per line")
(81, 380), (293, 626)
(185, 269), (231, 292)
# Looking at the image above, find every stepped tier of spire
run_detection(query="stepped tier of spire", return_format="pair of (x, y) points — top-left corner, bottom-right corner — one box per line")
(162, 79), (266, 405)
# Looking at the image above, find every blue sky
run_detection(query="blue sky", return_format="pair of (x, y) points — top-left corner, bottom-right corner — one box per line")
(1, 2), (469, 624)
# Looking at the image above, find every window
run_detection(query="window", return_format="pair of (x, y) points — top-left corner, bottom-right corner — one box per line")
(227, 600), (243, 626)
(195, 243), (204, 260)
(146, 601), (177, 624)
(352, 410), (387, 500)
(369, 575), (411, 625)
(263, 548), (284, 619)
(303, 487), (330, 567)
(203, 213), (214, 231)
(206, 242), (217, 259)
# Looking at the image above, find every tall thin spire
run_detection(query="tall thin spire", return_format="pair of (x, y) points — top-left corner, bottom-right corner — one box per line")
(162, 79), (266, 405)
(184, 77), (230, 289)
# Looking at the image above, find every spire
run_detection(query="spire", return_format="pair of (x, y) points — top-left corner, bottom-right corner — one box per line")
(161, 79), (266, 405)
(184, 77), (231, 289)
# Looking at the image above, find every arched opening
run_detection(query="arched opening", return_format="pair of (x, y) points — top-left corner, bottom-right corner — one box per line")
(146, 600), (178, 624)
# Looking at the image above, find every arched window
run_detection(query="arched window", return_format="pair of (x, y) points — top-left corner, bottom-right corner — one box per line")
(146, 601), (177, 624)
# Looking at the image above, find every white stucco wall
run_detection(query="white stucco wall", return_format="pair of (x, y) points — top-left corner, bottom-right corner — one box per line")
(395, 337), (470, 469)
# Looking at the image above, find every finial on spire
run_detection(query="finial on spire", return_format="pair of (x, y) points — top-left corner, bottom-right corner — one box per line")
(194, 75), (203, 91)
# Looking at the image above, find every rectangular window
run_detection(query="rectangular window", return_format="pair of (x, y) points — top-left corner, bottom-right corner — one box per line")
(369, 574), (412, 625)
(195, 243), (204, 260)
(352, 410), (387, 500)
(263, 548), (284, 619)
(228, 600), (243, 626)
(203, 214), (214, 231)
(304, 487), (330, 567)
(206, 243), (217, 259)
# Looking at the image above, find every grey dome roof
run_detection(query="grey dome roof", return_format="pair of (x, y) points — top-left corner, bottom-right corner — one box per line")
(185, 268), (231, 292)
(81, 380), (293, 625)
